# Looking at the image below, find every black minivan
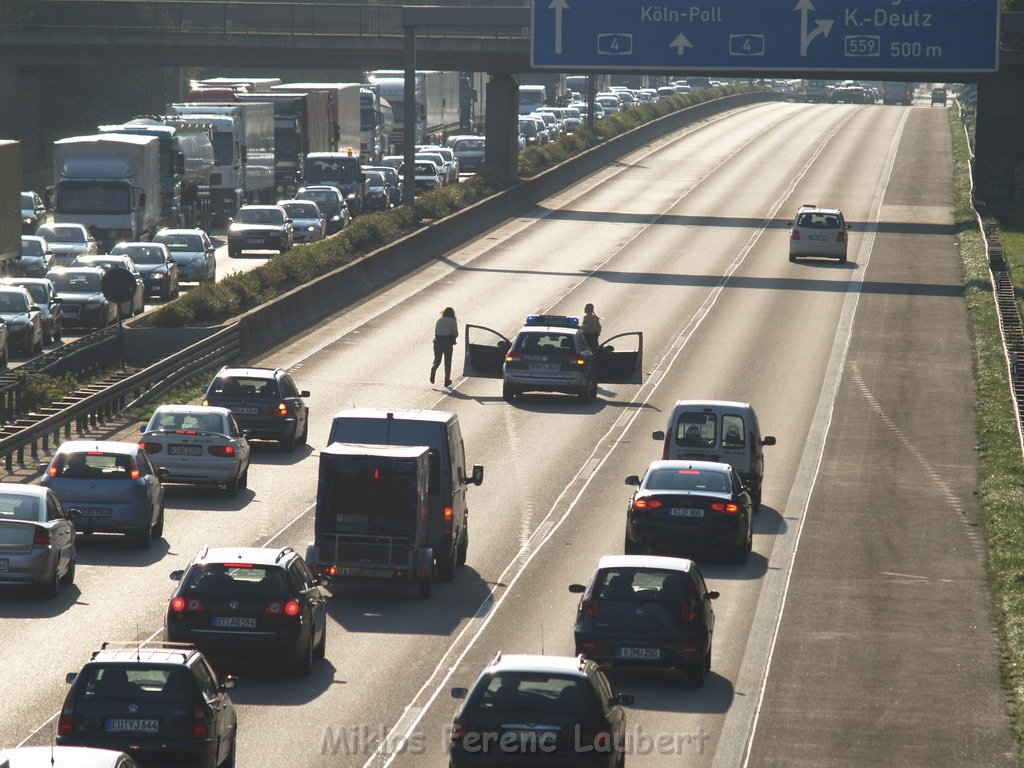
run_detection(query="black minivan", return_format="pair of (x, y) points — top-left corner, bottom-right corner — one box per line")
(327, 408), (483, 581)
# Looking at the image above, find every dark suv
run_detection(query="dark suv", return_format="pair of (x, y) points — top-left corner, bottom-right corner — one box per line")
(57, 642), (238, 768)
(166, 545), (328, 677)
(203, 367), (310, 450)
(449, 652), (633, 768)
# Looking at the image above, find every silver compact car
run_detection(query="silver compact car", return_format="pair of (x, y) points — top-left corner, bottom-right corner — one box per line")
(0, 483), (77, 597)
(39, 441), (166, 549)
(0, 285), (44, 355)
(278, 200), (325, 243)
(139, 405), (251, 497)
(152, 229), (217, 283)
(787, 204), (850, 263)
(35, 223), (98, 268)
(0, 277), (63, 344)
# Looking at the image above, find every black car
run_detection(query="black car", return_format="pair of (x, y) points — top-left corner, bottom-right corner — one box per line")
(166, 546), (328, 676)
(449, 652), (633, 768)
(45, 268), (118, 330)
(21, 191), (46, 234)
(0, 286), (43, 355)
(202, 366), (310, 449)
(363, 166), (400, 207)
(227, 205), (294, 257)
(624, 460), (754, 563)
(570, 554), (719, 686)
(71, 255), (146, 318)
(58, 641), (238, 768)
(296, 186), (350, 234)
(363, 170), (391, 211)
(17, 235), (54, 278)
(1, 277), (62, 344)
(110, 242), (181, 300)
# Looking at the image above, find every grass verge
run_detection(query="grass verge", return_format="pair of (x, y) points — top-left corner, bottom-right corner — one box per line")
(950, 107), (1024, 756)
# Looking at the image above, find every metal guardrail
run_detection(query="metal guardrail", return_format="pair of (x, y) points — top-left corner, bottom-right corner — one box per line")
(0, 0), (529, 38)
(0, 322), (240, 472)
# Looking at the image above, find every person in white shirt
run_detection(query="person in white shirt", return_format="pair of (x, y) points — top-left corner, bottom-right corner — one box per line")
(430, 306), (459, 387)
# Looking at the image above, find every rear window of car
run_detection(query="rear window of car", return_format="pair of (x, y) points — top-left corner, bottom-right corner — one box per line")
(74, 665), (193, 703)
(147, 410), (225, 434)
(515, 332), (576, 353)
(54, 452), (134, 479)
(472, 673), (594, 715)
(796, 212), (841, 229)
(155, 235), (203, 251)
(673, 411), (717, 448)
(328, 418), (441, 495)
(207, 376), (280, 399)
(722, 414), (746, 448)
(38, 226), (85, 243)
(595, 567), (691, 602)
(181, 563), (289, 597)
(0, 493), (38, 522)
(646, 467), (730, 493)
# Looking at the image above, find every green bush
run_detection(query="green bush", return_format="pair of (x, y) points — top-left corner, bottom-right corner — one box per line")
(16, 371), (80, 414)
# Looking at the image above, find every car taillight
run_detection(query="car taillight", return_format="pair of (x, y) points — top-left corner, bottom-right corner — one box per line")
(170, 596), (186, 612)
(58, 703), (73, 736)
(633, 498), (662, 510)
(270, 402), (288, 417)
(505, 352), (524, 362)
(583, 599), (599, 619)
(207, 445), (235, 457)
(267, 599), (301, 616)
(443, 506), (453, 536)
(791, 230), (801, 241)
(284, 599), (300, 616)
(139, 441), (163, 454)
(33, 528), (50, 547)
(567, 355), (586, 365)
(450, 719), (467, 742)
(171, 596), (203, 612)
(710, 502), (740, 515)
(836, 230), (847, 242)
(130, 468), (141, 480)
(682, 602), (698, 622)
(47, 456), (63, 477)
(192, 704), (208, 739)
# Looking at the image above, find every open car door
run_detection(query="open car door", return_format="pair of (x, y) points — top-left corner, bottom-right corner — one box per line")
(595, 332), (643, 384)
(463, 324), (511, 378)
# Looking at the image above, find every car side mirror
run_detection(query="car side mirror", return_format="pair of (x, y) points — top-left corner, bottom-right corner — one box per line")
(471, 464), (484, 486)
(316, 576), (332, 588)
(285, 218), (293, 224)
(569, 583), (586, 594)
(846, 224), (851, 229)
(170, 569), (184, 581)
(706, 590), (720, 600)
(451, 687), (468, 699)
(300, 390), (310, 398)
(29, 304), (40, 312)
(761, 436), (776, 446)
(221, 674), (238, 691)
(65, 672), (78, 684)
(36, 463), (49, 474)
(625, 475), (640, 486)
(652, 430), (665, 441)
(785, 221), (794, 227)
(157, 468), (170, 481)
(615, 693), (634, 706)
(66, 508), (81, 520)
(242, 429), (250, 440)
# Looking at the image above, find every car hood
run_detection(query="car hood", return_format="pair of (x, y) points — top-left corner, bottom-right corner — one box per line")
(291, 217), (320, 227)
(56, 291), (105, 303)
(166, 249), (204, 261)
(47, 243), (88, 254)
(136, 263), (168, 275)
(0, 311), (35, 324)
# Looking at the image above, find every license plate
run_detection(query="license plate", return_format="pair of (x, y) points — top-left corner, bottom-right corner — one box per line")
(808, 233), (829, 241)
(169, 445), (203, 456)
(337, 567), (364, 576)
(0, 559), (8, 572)
(80, 508), (112, 517)
(232, 407), (259, 416)
(615, 646), (662, 660)
(106, 718), (159, 734)
(247, 238), (264, 244)
(212, 616), (257, 629)
(529, 363), (558, 371)
(63, 308), (80, 318)
(670, 508), (704, 517)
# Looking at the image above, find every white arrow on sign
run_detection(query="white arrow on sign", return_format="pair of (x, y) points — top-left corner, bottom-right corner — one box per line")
(795, 0), (833, 57)
(669, 33), (694, 56)
(549, 0), (569, 55)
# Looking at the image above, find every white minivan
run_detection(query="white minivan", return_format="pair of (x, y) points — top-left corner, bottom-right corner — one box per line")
(653, 400), (776, 508)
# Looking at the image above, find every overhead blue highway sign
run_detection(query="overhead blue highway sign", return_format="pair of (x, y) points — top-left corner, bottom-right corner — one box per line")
(531, 0), (999, 72)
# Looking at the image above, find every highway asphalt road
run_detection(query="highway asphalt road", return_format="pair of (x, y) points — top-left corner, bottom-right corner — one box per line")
(1, 100), (1014, 766)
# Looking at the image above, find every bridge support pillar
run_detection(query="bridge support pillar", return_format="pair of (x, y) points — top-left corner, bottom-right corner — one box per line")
(0, 61), (41, 183)
(0, 62), (18, 140)
(975, 69), (1024, 206)
(484, 73), (519, 186)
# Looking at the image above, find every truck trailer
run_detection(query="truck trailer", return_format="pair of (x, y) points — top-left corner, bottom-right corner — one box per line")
(52, 133), (160, 250)
(272, 83), (362, 157)
(0, 141), (20, 271)
(367, 71), (461, 146)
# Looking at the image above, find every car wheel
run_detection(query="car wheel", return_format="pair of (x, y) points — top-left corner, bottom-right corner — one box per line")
(730, 531), (751, 565)
(577, 384), (592, 403)
(688, 656), (706, 688)
(162, 285), (172, 301)
(705, 640), (713, 673)
(297, 418), (308, 446)
(43, 324), (52, 346)
(456, 526), (468, 567)
(751, 487), (762, 511)
(136, 518), (153, 550)
(295, 633), (315, 677)
(788, 253), (797, 263)
(60, 554), (76, 586)
(220, 737), (237, 768)
(239, 465), (249, 490)
(839, 253), (848, 264)
(418, 578), (433, 598)
(152, 504), (164, 539)
(42, 561), (61, 599)
(624, 535), (642, 555)
(502, 383), (517, 402)
(33, 334), (43, 353)
(53, 322), (62, 343)
(228, 247), (240, 258)
(436, 549), (456, 582)
(314, 620), (327, 660)
(225, 472), (241, 498)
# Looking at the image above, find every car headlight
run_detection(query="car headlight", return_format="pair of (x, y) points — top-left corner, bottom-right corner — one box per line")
(22, 217), (32, 225)
(307, 226), (316, 232)
(345, 193), (357, 201)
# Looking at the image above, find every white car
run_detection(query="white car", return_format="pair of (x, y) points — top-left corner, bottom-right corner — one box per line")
(278, 199), (326, 243)
(139, 405), (251, 497)
(0, 746), (137, 767)
(787, 204), (850, 263)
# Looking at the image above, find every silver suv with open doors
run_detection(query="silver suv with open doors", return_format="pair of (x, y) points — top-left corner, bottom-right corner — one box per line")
(463, 315), (642, 403)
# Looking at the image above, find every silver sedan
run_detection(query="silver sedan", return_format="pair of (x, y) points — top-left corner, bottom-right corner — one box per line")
(0, 483), (77, 597)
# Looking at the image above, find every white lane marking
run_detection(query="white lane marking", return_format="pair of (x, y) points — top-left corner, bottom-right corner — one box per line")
(362, 110), (860, 768)
(708, 108), (911, 768)
(16, 501), (316, 748)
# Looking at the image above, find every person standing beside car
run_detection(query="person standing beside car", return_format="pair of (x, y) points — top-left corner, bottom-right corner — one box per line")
(431, 307), (459, 387)
(581, 303), (602, 352)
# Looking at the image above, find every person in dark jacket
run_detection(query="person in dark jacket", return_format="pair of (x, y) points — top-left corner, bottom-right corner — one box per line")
(430, 306), (459, 387)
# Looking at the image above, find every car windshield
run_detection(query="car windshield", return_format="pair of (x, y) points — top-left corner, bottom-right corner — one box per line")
(208, 376), (280, 399)
(472, 673), (593, 714)
(365, 171), (385, 187)
(594, 568), (691, 602)
(20, 239), (44, 257)
(49, 272), (102, 292)
(37, 226), (84, 244)
(76, 259), (121, 272)
(298, 192), (339, 214)
(646, 467), (731, 493)
(147, 409), (226, 434)
(380, 157), (403, 170)
(0, 492), (39, 522)
(15, 283), (48, 304)
(156, 235), (203, 252)
(453, 139), (484, 152)
(112, 245), (166, 264)
(53, 451), (134, 479)
(21, 193), (34, 207)
(181, 563), (288, 598)
(0, 292), (30, 312)
(75, 665), (192, 704)
(518, 121), (538, 136)
(281, 203), (318, 219)
(236, 208), (284, 225)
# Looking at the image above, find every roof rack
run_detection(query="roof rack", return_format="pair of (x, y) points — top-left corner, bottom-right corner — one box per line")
(275, 546), (295, 563)
(93, 641), (196, 662)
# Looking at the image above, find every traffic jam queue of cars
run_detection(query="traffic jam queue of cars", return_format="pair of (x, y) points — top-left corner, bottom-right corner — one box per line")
(0, 303), (780, 766)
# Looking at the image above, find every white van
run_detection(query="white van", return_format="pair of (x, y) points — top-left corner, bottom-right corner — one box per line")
(652, 400), (775, 507)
